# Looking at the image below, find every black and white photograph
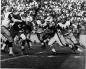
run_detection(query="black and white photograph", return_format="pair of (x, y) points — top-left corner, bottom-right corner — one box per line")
(0, 0), (86, 69)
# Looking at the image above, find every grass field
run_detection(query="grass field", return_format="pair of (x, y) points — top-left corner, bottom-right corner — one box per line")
(1, 43), (85, 69)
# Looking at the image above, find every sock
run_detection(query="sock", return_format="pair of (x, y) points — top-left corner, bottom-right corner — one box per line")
(1, 43), (6, 50)
(77, 48), (83, 52)
(41, 43), (44, 45)
(9, 47), (13, 54)
(29, 42), (32, 46)
(8, 42), (13, 54)
(51, 48), (56, 52)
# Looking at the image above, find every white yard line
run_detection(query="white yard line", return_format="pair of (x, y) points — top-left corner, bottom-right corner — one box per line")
(47, 55), (57, 57)
(0, 55), (28, 62)
(0, 55), (43, 62)
(0, 54), (57, 62)
(1, 53), (81, 62)
(35, 51), (47, 54)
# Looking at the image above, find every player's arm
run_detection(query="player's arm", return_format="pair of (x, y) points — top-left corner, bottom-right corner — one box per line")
(10, 13), (22, 22)
(12, 17), (22, 22)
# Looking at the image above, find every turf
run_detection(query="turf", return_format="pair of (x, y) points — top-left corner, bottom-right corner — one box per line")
(1, 43), (85, 69)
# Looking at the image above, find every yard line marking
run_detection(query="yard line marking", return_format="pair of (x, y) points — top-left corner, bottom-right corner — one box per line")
(0, 55), (28, 62)
(47, 55), (57, 57)
(0, 54), (59, 62)
(35, 51), (47, 54)
(0, 55), (42, 62)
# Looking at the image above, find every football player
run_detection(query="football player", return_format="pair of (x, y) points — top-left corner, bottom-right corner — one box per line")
(1, 7), (22, 56)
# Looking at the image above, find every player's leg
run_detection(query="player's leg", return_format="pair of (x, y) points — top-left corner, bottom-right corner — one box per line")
(1, 34), (7, 51)
(20, 33), (26, 50)
(65, 37), (74, 48)
(26, 33), (32, 49)
(30, 33), (40, 43)
(59, 33), (67, 46)
(41, 33), (49, 49)
(48, 34), (56, 46)
(79, 34), (86, 49)
(69, 33), (82, 52)
(69, 33), (78, 44)
(1, 26), (14, 55)
(55, 33), (63, 46)
(48, 33), (56, 52)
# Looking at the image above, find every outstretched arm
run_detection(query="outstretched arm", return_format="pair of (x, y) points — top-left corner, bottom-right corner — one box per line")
(12, 17), (22, 22)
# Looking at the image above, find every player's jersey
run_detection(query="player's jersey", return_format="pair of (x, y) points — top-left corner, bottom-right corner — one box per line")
(44, 25), (57, 38)
(2, 12), (12, 28)
(36, 20), (44, 33)
(4, 12), (12, 20)
(10, 21), (26, 38)
(12, 21), (26, 32)
(57, 21), (71, 29)
(24, 22), (33, 33)
(57, 20), (72, 36)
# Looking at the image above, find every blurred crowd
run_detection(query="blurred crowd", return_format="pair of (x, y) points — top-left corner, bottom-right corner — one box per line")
(1, 0), (86, 32)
